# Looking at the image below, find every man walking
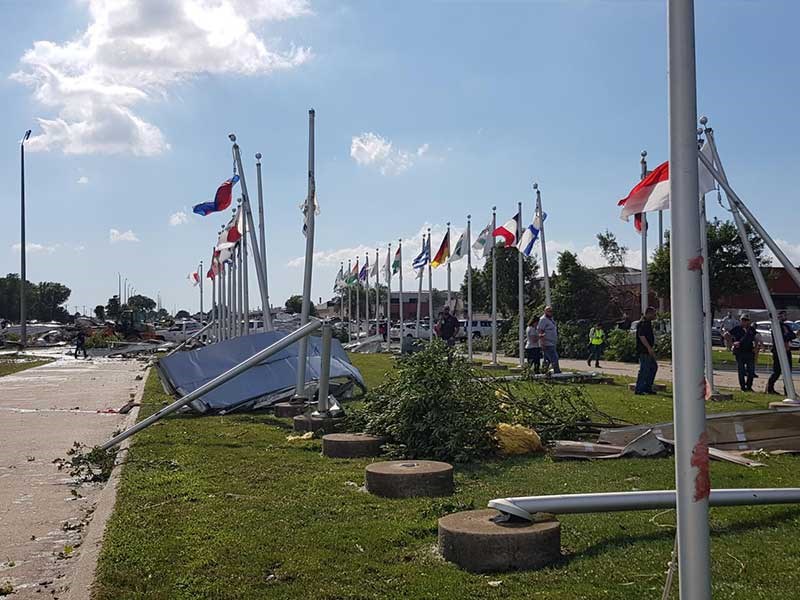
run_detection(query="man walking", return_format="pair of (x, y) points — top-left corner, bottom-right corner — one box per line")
(537, 306), (561, 374)
(436, 306), (460, 347)
(634, 306), (657, 395)
(587, 322), (605, 368)
(725, 313), (758, 391)
(74, 329), (88, 360)
(767, 310), (796, 395)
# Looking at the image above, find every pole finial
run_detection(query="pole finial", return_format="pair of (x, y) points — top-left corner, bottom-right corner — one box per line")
(228, 133), (237, 142)
(467, 213), (471, 220)
(533, 182), (538, 191)
(255, 152), (262, 161)
(641, 150), (647, 158)
(699, 115), (708, 126)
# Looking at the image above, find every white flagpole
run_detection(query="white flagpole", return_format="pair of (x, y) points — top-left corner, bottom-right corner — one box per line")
(534, 184), (551, 307)
(640, 152), (649, 316)
(699, 189), (716, 394)
(199, 260), (204, 319)
(386, 244), (392, 346)
(236, 246), (243, 336)
(446, 222), (452, 309)
(218, 256), (224, 341)
(427, 227), (434, 340)
(467, 215), (473, 362)
(347, 259), (352, 343)
(340, 261), (345, 332)
(210, 257), (216, 341)
(226, 261), (233, 340)
(491, 207), (498, 364)
(668, 0), (711, 596)
(398, 239), (404, 340)
(416, 234), (424, 337)
(375, 248), (380, 332)
(242, 207), (250, 335)
(365, 253), (370, 330)
(356, 264), (361, 339)
(294, 109), (316, 399)
(517, 201), (524, 369)
(254, 152), (273, 331)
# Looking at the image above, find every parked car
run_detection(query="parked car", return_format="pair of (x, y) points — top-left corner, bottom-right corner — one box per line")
(389, 321), (432, 340)
(456, 319), (496, 340)
(754, 320), (800, 350)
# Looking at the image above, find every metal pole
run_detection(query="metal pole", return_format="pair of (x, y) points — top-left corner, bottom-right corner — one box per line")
(446, 222), (452, 309)
(427, 227), (434, 340)
(491, 207), (498, 363)
(364, 253), (370, 329)
(699, 191), (716, 393)
(356, 262), (361, 339)
(386, 245), (392, 346)
(165, 321), (215, 357)
(701, 129), (800, 292)
(118, 273), (121, 310)
(315, 322), (333, 414)
(243, 226), (250, 335)
(416, 235), (423, 337)
(640, 152), (649, 316)
(211, 267), (217, 341)
(227, 260), (234, 339)
(20, 131), (30, 347)
(294, 109), (316, 399)
(101, 319), (324, 451)
(467, 215), (473, 362)
(347, 259), (352, 343)
(668, 1), (711, 597)
(340, 261), (345, 337)
(255, 153), (273, 331)
(534, 185), (551, 306)
(238, 243), (245, 336)
(488, 488), (800, 520)
(375, 248), (380, 332)
(398, 239), (404, 339)
(518, 201), (525, 369)
(199, 260), (204, 319)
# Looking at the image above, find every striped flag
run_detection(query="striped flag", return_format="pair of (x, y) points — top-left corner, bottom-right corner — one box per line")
(517, 211), (547, 257)
(412, 237), (430, 271)
(493, 212), (521, 247)
(188, 272), (200, 286)
(430, 231), (450, 268)
(391, 246), (401, 274)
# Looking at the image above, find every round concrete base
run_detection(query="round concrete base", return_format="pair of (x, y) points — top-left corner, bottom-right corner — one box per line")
(627, 383), (667, 392)
(274, 402), (308, 418)
(292, 414), (344, 433)
(438, 509), (561, 573)
(322, 433), (384, 458)
(365, 460), (453, 498)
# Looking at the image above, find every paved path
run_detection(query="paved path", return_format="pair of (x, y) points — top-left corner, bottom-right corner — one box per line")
(474, 352), (800, 392)
(0, 352), (146, 598)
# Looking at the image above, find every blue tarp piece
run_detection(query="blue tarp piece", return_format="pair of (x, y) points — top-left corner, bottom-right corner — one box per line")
(157, 331), (365, 413)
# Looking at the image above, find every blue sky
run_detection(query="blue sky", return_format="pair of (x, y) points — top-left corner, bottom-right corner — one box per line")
(2, 0), (799, 315)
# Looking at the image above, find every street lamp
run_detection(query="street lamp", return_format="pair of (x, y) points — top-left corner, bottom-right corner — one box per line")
(20, 129), (31, 347)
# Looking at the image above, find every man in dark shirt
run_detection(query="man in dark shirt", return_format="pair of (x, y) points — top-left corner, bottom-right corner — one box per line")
(74, 330), (88, 359)
(437, 306), (459, 347)
(767, 310), (796, 395)
(634, 307), (657, 395)
(726, 313), (757, 391)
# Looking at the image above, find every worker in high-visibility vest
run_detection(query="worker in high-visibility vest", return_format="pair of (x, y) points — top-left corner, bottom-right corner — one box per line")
(587, 323), (605, 368)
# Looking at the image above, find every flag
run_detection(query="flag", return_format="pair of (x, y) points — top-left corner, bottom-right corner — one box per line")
(391, 246), (401, 274)
(431, 231), (450, 268)
(493, 212), (521, 247)
(412, 237), (430, 270)
(188, 272), (200, 286)
(449, 232), (466, 263)
(517, 211), (547, 257)
(301, 173), (319, 237)
(618, 142), (717, 231)
(370, 257), (379, 278)
(345, 260), (359, 285)
(472, 220), (493, 258)
(359, 257), (369, 283)
(334, 265), (345, 291)
(216, 210), (242, 251)
(206, 251), (219, 279)
(383, 248), (392, 283)
(193, 174), (240, 216)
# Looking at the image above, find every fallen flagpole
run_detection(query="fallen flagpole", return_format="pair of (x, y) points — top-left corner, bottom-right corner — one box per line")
(254, 152), (273, 331)
(667, 0), (712, 597)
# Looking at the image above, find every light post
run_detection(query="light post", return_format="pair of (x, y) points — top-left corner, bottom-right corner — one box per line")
(20, 129), (31, 347)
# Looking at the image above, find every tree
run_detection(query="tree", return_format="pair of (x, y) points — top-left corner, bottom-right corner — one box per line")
(175, 310), (191, 319)
(551, 251), (611, 323)
(106, 295), (121, 319)
(597, 230), (628, 268)
(596, 230), (635, 317)
(284, 295), (318, 316)
(32, 282), (71, 322)
(460, 245), (542, 317)
(0, 274), (36, 322)
(649, 219), (771, 313)
(127, 294), (156, 312)
(94, 305), (106, 320)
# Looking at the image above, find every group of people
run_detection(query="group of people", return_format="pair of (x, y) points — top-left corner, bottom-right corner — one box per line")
(524, 306), (562, 375)
(724, 310), (795, 394)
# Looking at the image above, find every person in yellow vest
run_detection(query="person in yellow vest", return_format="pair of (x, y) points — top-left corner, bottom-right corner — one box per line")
(587, 322), (605, 368)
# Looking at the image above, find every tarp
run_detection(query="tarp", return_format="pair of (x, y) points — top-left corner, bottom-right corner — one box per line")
(157, 331), (365, 414)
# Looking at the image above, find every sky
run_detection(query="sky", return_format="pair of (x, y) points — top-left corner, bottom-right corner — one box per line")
(2, 0), (800, 316)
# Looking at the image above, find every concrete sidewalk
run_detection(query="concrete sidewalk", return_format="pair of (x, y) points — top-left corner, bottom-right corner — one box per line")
(0, 353), (146, 598)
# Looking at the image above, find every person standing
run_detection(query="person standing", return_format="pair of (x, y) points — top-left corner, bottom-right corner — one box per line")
(436, 306), (460, 347)
(725, 313), (758, 391)
(767, 310), (796, 395)
(74, 330), (88, 359)
(634, 306), (658, 395)
(587, 322), (605, 368)
(721, 311), (738, 350)
(525, 315), (542, 375)
(537, 306), (561, 374)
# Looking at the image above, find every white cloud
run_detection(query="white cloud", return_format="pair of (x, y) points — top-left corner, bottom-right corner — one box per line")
(76, 175), (89, 184)
(11, 242), (58, 255)
(350, 132), (429, 175)
(109, 228), (139, 243)
(169, 210), (189, 226)
(11, 0), (312, 156)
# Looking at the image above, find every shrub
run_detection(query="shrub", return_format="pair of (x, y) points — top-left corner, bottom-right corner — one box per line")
(654, 332), (672, 359)
(84, 331), (122, 349)
(605, 328), (638, 363)
(557, 322), (591, 359)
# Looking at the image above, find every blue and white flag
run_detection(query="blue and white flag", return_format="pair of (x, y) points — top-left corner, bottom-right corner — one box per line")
(412, 236), (430, 271)
(517, 211), (547, 257)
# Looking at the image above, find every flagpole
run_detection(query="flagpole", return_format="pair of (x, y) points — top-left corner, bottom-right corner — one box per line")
(229, 135), (270, 322)
(229, 258), (236, 339)
(416, 234), (423, 338)
(517, 201), (524, 369)
(254, 152), (273, 331)
(356, 262), (361, 339)
(375, 248), (380, 335)
(347, 259), (352, 343)
(398, 239), (404, 344)
(534, 184), (551, 307)
(242, 206), (250, 335)
(640, 151), (649, 316)
(294, 109), (316, 400)
(467, 215), (473, 362)
(235, 246), (242, 337)
(668, 0), (711, 596)
(221, 262), (227, 340)
(446, 222), (452, 310)
(211, 267), (216, 342)
(699, 186), (716, 395)
(427, 227), (434, 340)
(386, 244), (392, 347)
(365, 253), (370, 331)
(340, 261), (345, 334)
(238, 243), (245, 336)
(491, 207), (498, 364)
(199, 260), (204, 319)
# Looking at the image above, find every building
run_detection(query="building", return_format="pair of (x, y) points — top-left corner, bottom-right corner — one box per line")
(316, 290), (467, 321)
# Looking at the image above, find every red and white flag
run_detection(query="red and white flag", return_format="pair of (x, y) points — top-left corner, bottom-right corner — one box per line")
(216, 208), (244, 250)
(618, 142), (717, 231)
(492, 212), (521, 247)
(188, 272), (200, 286)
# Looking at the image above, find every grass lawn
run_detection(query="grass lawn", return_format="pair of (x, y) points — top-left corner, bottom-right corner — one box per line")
(0, 359), (51, 377)
(93, 353), (800, 600)
(712, 348), (775, 369)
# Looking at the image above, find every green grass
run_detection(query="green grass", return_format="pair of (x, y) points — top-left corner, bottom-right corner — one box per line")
(0, 359), (51, 377)
(712, 348), (775, 368)
(94, 353), (800, 600)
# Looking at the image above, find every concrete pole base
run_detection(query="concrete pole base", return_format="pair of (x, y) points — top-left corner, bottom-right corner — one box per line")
(483, 363), (508, 371)
(292, 414), (344, 434)
(438, 509), (561, 573)
(274, 402), (308, 418)
(365, 460), (454, 498)
(322, 433), (384, 458)
(628, 383), (667, 392)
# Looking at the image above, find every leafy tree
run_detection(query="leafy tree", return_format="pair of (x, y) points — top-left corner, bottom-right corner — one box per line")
(175, 310), (191, 319)
(106, 295), (121, 319)
(32, 282), (71, 322)
(550, 251), (611, 323)
(461, 245), (542, 317)
(127, 294), (156, 312)
(649, 219), (770, 312)
(94, 305), (106, 320)
(597, 230), (628, 268)
(0, 274), (36, 321)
